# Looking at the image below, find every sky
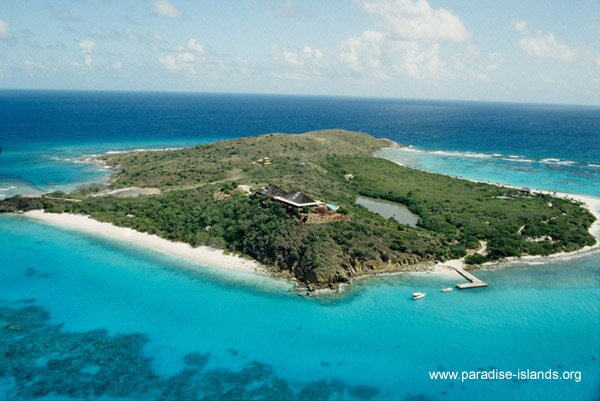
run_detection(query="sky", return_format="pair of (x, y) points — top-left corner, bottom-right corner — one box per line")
(0, 0), (599, 105)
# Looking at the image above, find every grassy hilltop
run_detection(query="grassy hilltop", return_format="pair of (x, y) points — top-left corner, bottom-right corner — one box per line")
(2, 130), (595, 288)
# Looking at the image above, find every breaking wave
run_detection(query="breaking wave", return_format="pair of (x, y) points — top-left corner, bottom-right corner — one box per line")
(388, 146), (590, 168)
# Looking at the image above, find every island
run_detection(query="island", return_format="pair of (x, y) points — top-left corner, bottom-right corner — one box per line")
(2, 130), (597, 291)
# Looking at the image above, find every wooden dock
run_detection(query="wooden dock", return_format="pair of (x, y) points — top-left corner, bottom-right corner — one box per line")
(450, 265), (488, 289)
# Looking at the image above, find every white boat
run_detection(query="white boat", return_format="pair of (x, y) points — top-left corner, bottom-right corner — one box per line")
(441, 287), (453, 292)
(412, 292), (427, 299)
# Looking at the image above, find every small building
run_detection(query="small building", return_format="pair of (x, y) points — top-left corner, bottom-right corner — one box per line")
(519, 187), (531, 196)
(255, 184), (323, 208)
(275, 191), (321, 208)
(256, 157), (271, 166)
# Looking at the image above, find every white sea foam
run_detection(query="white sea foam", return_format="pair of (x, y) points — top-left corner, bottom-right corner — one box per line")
(0, 186), (17, 192)
(396, 146), (424, 153)
(105, 147), (182, 155)
(431, 150), (494, 159)
(388, 147), (498, 160)
(388, 147), (534, 162)
(540, 158), (577, 166)
(500, 157), (535, 163)
(385, 146), (590, 168)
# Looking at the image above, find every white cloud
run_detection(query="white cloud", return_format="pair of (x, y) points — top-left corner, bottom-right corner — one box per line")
(160, 52), (195, 75)
(78, 39), (96, 66)
(520, 33), (577, 62)
(339, 31), (445, 80)
(151, 0), (183, 20)
(514, 19), (599, 65)
(273, 45), (324, 80)
(358, 0), (470, 43)
(339, 31), (384, 74)
(159, 38), (245, 80)
(280, 46), (323, 67)
(592, 77), (600, 84)
(337, 0), (478, 81)
(512, 18), (528, 35)
(159, 38), (205, 76)
(0, 18), (11, 41)
(184, 38), (204, 55)
(538, 73), (570, 89)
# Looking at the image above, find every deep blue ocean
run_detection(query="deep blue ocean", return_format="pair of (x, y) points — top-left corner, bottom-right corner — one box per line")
(0, 90), (599, 400)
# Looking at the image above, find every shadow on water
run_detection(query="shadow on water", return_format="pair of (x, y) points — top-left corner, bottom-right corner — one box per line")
(0, 303), (382, 401)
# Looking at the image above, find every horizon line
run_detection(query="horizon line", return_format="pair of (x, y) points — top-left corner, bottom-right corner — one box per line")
(1, 87), (599, 110)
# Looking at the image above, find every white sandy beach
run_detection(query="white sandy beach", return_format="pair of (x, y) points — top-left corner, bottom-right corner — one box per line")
(22, 210), (265, 275)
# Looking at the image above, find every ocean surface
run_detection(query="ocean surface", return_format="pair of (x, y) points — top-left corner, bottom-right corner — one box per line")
(0, 90), (599, 400)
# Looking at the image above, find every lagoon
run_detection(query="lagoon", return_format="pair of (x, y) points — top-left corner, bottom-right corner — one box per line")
(355, 195), (420, 227)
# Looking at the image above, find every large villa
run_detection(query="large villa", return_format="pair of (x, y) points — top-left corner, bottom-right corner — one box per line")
(254, 184), (323, 208)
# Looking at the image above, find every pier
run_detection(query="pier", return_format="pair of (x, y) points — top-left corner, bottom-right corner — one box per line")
(450, 265), (488, 289)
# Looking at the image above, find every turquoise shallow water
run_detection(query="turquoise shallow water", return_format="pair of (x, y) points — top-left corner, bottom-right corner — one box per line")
(0, 214), (599, 400)
(377, 147), (600, 198)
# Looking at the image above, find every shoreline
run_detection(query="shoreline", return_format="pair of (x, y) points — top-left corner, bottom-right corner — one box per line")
(18, 210), (458, 297)
(10, 140), (600, 294)
(21, 210), (266, 276)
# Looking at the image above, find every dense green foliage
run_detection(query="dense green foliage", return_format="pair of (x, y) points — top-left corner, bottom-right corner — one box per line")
(464, 254), (487, 265)
(2, 130), (595, 286)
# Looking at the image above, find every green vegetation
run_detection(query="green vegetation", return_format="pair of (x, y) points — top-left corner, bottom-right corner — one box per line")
(326, 156), (595, 258)
(1, 130), (595, 287)
(464, 254), (487, 265)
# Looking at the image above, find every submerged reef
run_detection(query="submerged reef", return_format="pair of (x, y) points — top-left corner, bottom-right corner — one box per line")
(0, 303), (378, 400)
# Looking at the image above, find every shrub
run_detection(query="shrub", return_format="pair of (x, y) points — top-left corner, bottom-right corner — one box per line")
(464, 253), (487, 265)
